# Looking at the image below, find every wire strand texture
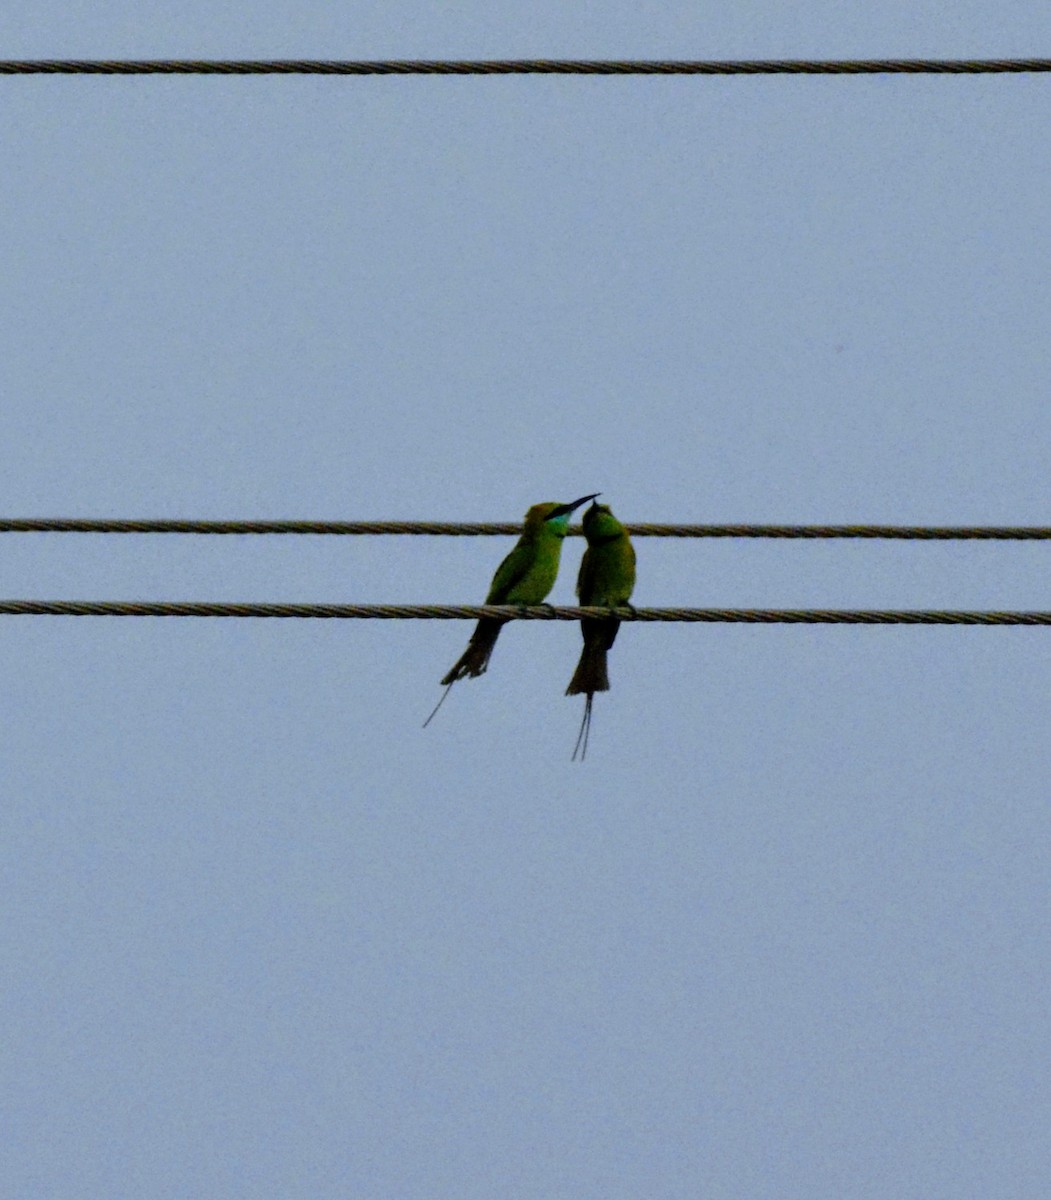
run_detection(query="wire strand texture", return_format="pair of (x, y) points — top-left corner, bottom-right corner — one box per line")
(4, 519), (1051, 539)
(2, 58), (1051, 76)
(2, 602), (1050, 624)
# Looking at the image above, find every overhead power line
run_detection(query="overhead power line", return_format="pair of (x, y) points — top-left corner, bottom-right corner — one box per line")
(2, 601), (1050, 624)
(6, 518), (1051, 539)
(2, 518), (1051, 539)
(2, 58), (1050, 77)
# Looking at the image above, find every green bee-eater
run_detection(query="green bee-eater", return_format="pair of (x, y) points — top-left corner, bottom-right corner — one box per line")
(424, 494), (599, 726)
(566, 500), (636, 760)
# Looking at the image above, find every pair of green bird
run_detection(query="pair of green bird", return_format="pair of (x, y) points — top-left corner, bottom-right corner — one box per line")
(425, 495), (637, 759)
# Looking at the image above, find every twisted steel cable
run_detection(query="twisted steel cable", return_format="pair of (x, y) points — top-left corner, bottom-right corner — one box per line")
(2, 58), (1051, 76)
(3, 519), (1051, 539)
(1, 601), (1050, 624)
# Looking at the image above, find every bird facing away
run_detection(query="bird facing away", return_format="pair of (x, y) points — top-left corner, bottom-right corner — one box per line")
(566, 500), (636, 760)
(424, 494), (599, 726)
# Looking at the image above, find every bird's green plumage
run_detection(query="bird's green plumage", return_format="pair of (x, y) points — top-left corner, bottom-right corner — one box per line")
(566, 501), (636, 759)
(485, 502), (575, 605)
(424, 495), (598, 725)
(574, 505), (636, 615)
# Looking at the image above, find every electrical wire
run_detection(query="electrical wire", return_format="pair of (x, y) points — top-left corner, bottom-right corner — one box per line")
(1, 601), (1049, 624)
(2, 58), (1050, 76)
(2, 519), (1051, 539)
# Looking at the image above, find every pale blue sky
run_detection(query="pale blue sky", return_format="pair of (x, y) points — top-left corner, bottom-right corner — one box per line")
(2, 7), (1051, 1198)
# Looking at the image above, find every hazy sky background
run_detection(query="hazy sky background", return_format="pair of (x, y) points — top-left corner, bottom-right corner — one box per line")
(3, 7), (1051, 1198)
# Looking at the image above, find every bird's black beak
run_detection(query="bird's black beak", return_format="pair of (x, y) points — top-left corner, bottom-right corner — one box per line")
(548, 493), (600, 520)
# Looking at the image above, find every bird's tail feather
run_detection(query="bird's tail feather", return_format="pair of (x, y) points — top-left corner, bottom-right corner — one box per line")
(571, 693), (594, 761)
(440, 617), (506, 685)
(566, 617), (616, 696)
(565, 641), (610, 696)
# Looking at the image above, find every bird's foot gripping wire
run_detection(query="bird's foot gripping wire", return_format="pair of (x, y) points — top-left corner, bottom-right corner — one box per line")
(517, 602), (557, 618)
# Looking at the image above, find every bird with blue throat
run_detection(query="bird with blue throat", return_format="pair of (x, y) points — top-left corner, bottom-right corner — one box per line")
(424, 493), (600, 726)
(566, 499), (636, 760)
